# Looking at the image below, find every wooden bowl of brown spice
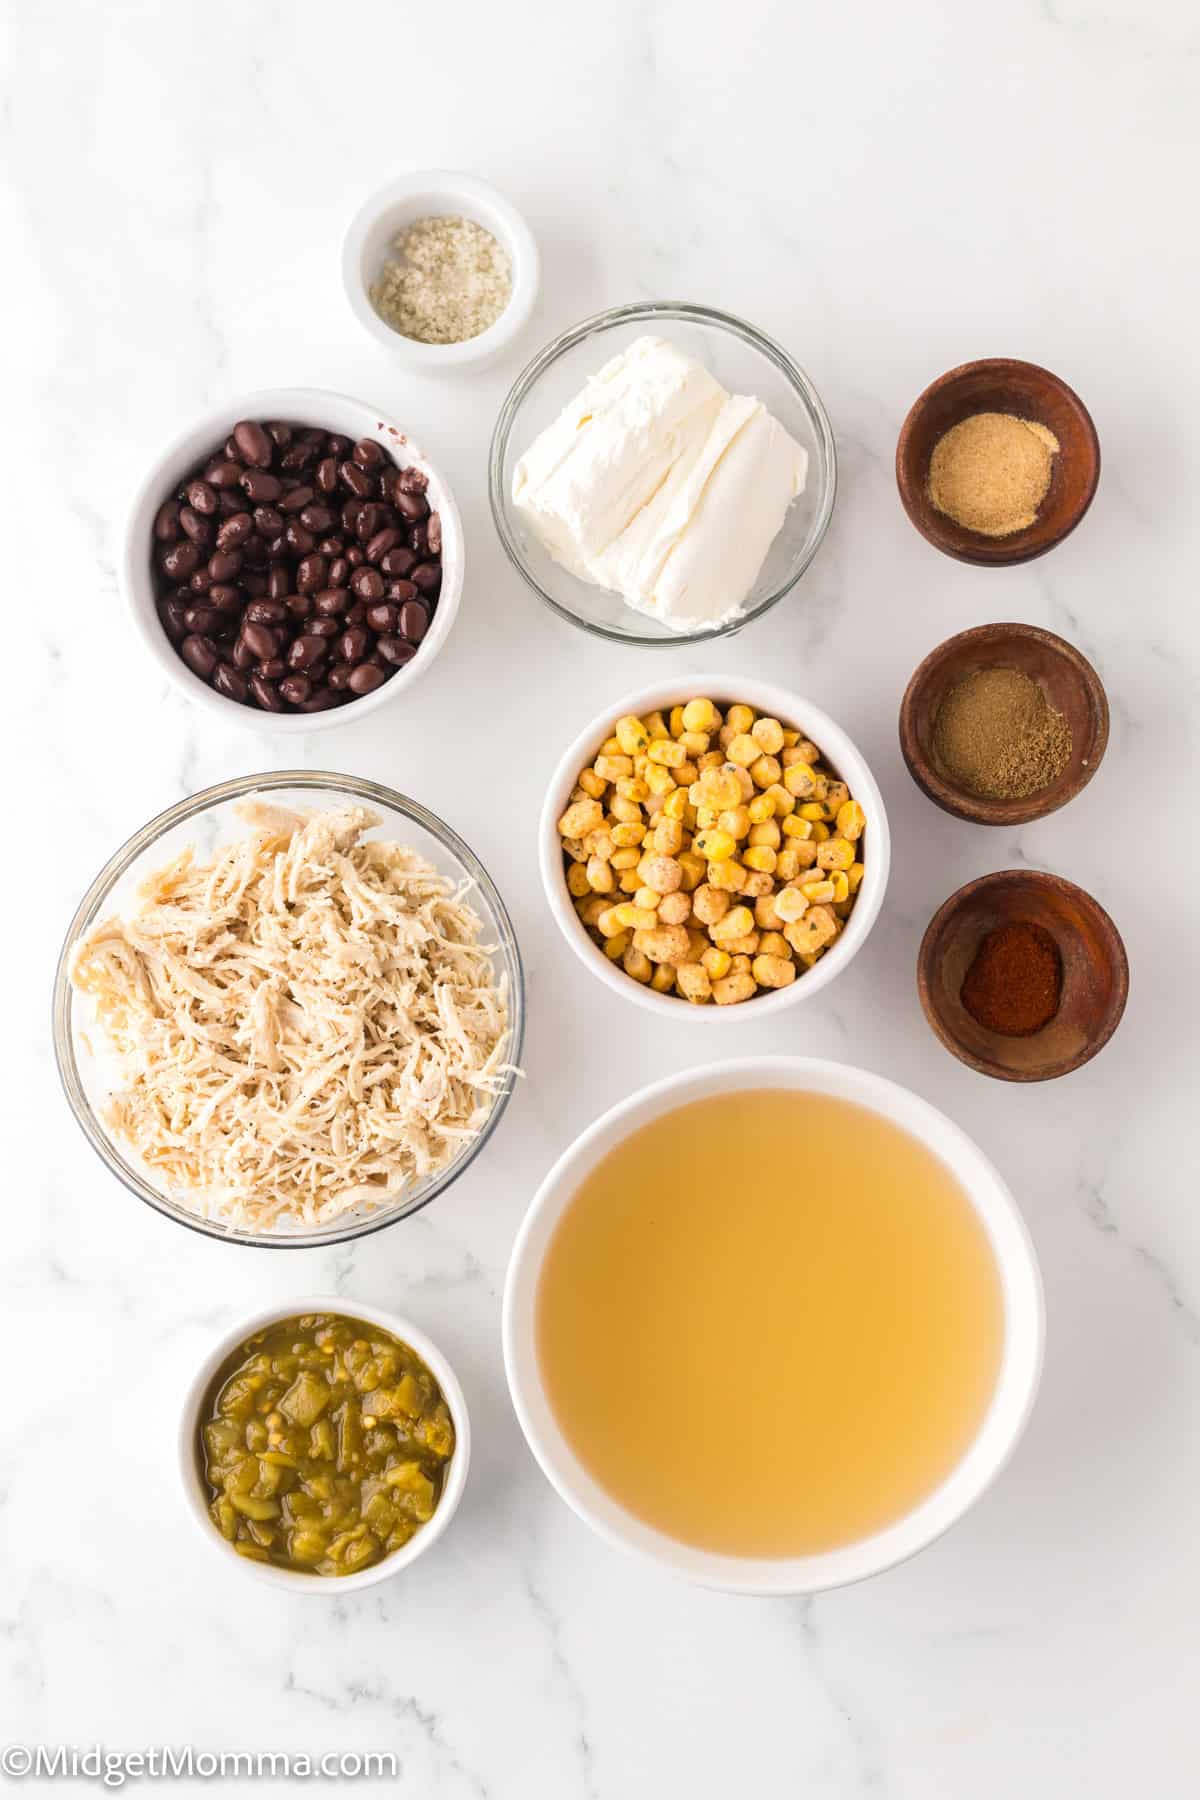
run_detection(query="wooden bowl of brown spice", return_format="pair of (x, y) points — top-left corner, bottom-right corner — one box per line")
(895, 358), (1100, 565)
(918, 870), (1128, 1082)
(899, 622), (1109, 826)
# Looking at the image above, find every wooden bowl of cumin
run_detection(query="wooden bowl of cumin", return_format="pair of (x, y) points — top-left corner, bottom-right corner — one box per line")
(899, 622), (1110, 826)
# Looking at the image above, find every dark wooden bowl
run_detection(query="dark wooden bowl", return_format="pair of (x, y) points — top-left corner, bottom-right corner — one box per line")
(918, 870), (1128, 1082)
(896, 358), (1100, 565)
(899, 622), (1109, 826)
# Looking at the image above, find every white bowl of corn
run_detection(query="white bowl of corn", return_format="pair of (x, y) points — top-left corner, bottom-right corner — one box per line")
(540, 677), (890, 1017)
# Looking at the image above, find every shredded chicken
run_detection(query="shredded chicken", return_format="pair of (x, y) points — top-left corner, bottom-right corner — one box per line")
(70, 802), (513, 1231)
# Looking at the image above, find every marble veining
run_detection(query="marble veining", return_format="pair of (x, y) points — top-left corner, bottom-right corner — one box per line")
(3, 0), (1198, 1794)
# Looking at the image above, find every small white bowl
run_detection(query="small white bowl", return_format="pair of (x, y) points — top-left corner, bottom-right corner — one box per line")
(180, 1296), (471, 1593)
(342, 171), (539, 371)
(503, 1056), (1045, 1595)
(124, 387), (463, 734)
(539, 676), (890, 1019)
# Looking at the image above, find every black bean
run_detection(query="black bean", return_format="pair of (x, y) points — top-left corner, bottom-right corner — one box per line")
(284, 521), (315, 555)
(267, 563), (290, 600)
(287, 593), (314, 621)
(308, 617), (339, 640)
(183, 605), (223, 634)
(315, 456), (339, 495)
(339, 460), (373, 499)
(385, 577), (418, 604)
(296, 554), (327, 594)
(280, 484), (315, 515)
(299, 503), (334, 535)
(216, 512), (253, 551)
(256, 657), (287, 680)
(186, 479), (219, 516)
(353, 437), (385, 470)
(181, 634), (219, 679)
(161, 540), (200, 580)
(279, 674), (312, 706)
(427, 512), (442, 555)
(365, 602), (398, 633)
(250, 674), (285, 711)
(159, 597), (189, 641)
(299, 687), (339, 712)
(393, 464), (428, 497)
(339, 626), (369, 663)
(409, 522), (428, 558)
(231, 637), (256, 671)
(189, 568), (213, 594)
(325, 434), (352, 458)
(241, 468), (283, 504)
(411, 561), (441, 594)
(253, 505), (284, 538)
(209, 584), (242, 613)
(244, 599), (287, 625)
(350, 566), (384, 602)
(328, 556), (351, 587)
(314, 587), (349, 617)
(366, 527), (401, 564)
(394, 487), (427, 523)
(233, 420), (273, 468)
(154, 500), (182, 541)
(287, 635), (326, 669)
(213, 663), (248, 702)
(398, 598), (429, 642)
(206, 459), (245, 489)
(266, 422), (293, 450)
(346, 661), (385, 695)
(377, 635), (416, 668)
(241, 621), (280, 659)
(327, 662), (354, 690)
(380, 546), (417, 577)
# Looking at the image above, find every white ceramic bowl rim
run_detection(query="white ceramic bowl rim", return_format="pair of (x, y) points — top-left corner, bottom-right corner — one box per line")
(341, 170), (540, 368)
(179, 1295), (471, 1593)
(488, 300), (838, 647)
(123, 386), (464, 733)
(539, 675), (891, 1021)
(503, 1056), (1044, 1595)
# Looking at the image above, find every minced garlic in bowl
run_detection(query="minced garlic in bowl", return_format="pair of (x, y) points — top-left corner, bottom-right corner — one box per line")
(370, 215), (512, 345)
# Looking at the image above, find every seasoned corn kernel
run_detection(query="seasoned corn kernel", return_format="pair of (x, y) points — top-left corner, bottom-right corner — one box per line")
(708, 858), (745, 892)
(618, 870), (642, 893)
(669, 704), (686, 738)
(710, 904), (754, 943)
(615, 775), (649, 803)
(633, 924), (691, 966)
(611, 822), (645, 849)
(837, 800), (866, 842)
(634, 885), (661, 912)
(695, 828), (736, 863)
(752, 716), (785, 755)
(658, 891), (692, 926)
(682, 697), (717, 733)
(623, 945), (652, 983)
(759, 930), (791, 959)
(785, 910), (838, 956)
(594, 754), (633, 782)
(610, 846), (641, 870)
(765, 782), (795, 816)
(750, 754), (781, 789)
(847, 862), (865, 893)
(648, 737), (686, 767)
(615, 714), (650, 755)
(613, 903), (659, 931)
(558, 798), (604, 839)
(650, 963), (676, 993)
(644, 710), (669, 739)
(566, 863), (591, 897)
(638, 853), (683, 895)
(604, 930), (631, 960)
(700, 946), (732, 978)
(799, 876), (836, 904)
(692, 883), (730, 925)
(782, 814), (813, 840)
(663, 788), (689, 822)
(784, 763), (817, 798)
(677, 850), (706, 891)
(729, 954), (753, 976)
(829, 871), (850, 903)
(712, 972), (756, 1006)
(577, 767), (607, 799)
(739, 870), (773, 897)
(817, 836), (855, 872)
(698, 766), (743, 809)
(652, 818), (683, 855)
(726, 732), (759, 767)
(676, 963), (712, 1004)
(645, 762), (676, 796)
(726, 704), (755, 735)
(752, 953), (796, 989)
(610, 794), (642, 823)
(754, 893), (783, 932)
(586, 856), (614, 893)
(748, 793), (776, 824)
(718, 805), (751, 840)
(742, 845), (777, 875)
(748, 819), (781, 849)
(774, 885), (809, 923)
(678, 730), (709, 757)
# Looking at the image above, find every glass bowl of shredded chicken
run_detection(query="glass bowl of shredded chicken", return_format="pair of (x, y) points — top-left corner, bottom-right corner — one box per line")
(53, 773), (524, 1248)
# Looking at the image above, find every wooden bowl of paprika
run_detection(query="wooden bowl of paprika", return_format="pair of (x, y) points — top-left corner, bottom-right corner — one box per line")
(918, 870), (1128, 1082)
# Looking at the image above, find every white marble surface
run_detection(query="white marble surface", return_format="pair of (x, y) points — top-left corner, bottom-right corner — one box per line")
(5, 1), (1199, 1793)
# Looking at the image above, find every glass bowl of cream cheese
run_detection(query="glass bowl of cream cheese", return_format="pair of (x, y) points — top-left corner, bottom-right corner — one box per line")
(489, 303), (837, 646)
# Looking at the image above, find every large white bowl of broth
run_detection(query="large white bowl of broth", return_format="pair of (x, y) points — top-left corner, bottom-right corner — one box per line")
(503, 1058), (1044, 1594)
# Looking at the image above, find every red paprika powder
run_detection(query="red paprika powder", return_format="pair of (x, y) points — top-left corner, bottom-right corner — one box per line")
(961, 920), (1062, 1036)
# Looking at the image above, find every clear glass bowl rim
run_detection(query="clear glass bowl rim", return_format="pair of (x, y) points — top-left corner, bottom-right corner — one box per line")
(488, 300), (839, 647)
(51, 770), (526, 1250)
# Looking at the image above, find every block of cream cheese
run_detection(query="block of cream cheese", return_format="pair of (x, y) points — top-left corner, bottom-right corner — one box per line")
(511, 336), (808, 631)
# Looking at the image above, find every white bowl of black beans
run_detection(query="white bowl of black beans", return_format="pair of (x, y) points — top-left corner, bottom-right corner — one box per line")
(125, 388), (463, 730)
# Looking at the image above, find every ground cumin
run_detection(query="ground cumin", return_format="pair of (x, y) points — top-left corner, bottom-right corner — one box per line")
(933, 666), (1072, 800)
(961, 921), (1062, 1036)
(928, 412), (1059, 537)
